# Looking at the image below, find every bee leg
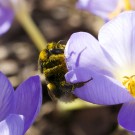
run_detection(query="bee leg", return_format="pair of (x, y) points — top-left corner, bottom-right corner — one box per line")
(47, 83), (57, 102)
(71, 77), (93, 90)
(48, 90), (57, 102)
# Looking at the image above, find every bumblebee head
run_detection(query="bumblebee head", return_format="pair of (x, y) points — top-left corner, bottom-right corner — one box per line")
(39, 42), (65, 61)
(47, 42), (65, 55)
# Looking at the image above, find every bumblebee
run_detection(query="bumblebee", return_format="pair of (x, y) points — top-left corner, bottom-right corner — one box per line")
(38, 42), (92, 102)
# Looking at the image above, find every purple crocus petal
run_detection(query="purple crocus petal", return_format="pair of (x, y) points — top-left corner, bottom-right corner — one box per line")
(14, 75), (42, 133)
(76, 0), (117, 20)
(99, 11), (135, 68)
(65, 67), (92, 83)
(118, 100), (135, 131)
(65, 32), (116, 77)
(0, 114), (24, 135)
(0, 72), (14, 121)
(0, 5), (14, 35)
(65, 68), (133, 105)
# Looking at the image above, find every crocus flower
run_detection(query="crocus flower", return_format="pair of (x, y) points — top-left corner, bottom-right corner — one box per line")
(76, 0), (135, 21)
(0, 72), (42, 135)
(0, 1), (14, 35)
(0, 0), (47, 51)
(0, 0), (28, 35)
(65, 11), (135, 132)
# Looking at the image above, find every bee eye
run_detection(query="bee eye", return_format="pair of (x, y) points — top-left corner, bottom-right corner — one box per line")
(50, 49), (64, 54)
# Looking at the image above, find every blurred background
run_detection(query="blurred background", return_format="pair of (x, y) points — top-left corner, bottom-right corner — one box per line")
(0, 0), (131, 135)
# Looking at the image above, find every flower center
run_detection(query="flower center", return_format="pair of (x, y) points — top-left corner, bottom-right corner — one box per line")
(122, 75), (135, 97)
(108, 0), (132, 19)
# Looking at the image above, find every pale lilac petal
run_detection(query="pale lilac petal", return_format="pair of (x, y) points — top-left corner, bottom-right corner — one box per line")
(65, 32), (117, 77)
(76, 0), (90, 9)
(118, 100), (135, 131)
(99, 11), (135, 69)
(0, 72), (14, 121)
(65, 68), (133, 105)
(0, 5), (14, 35)
(65, 67), (92, 83)
(76, 0), (117, 20)
(0, 114), (24, 135)
(14, 75), (42, 132)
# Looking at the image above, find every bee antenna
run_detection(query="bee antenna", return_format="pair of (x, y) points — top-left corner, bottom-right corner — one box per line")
(57, 40), (66, 45)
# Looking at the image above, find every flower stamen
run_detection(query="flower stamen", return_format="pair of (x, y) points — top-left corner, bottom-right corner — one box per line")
(124, 0), (131, 10)
(122, 75), (135, 97)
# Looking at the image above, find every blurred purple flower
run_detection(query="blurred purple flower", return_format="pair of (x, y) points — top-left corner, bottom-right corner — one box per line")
(76, 0), (135, 21)
(0, 72), (42, 135)
(0, 1), (14, 35)
(65, 11), (135, 132)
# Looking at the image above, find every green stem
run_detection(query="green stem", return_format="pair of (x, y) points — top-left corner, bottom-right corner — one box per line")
(14, 7), (47, 51)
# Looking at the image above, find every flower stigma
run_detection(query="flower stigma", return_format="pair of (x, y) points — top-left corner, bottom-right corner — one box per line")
(108, 0), (132, 19)
(122, 75), (135, 97)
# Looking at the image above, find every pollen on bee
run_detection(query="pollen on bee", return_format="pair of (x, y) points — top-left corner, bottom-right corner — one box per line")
(39, 50), (46, 61)
(122, 75), (135, 97)
(47, 83), (56, 91)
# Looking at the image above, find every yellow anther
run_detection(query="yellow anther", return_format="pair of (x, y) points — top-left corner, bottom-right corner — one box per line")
(124, 0), (131, 10)
(122, 75), (135, 97)
(108, 0), (132, 19)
